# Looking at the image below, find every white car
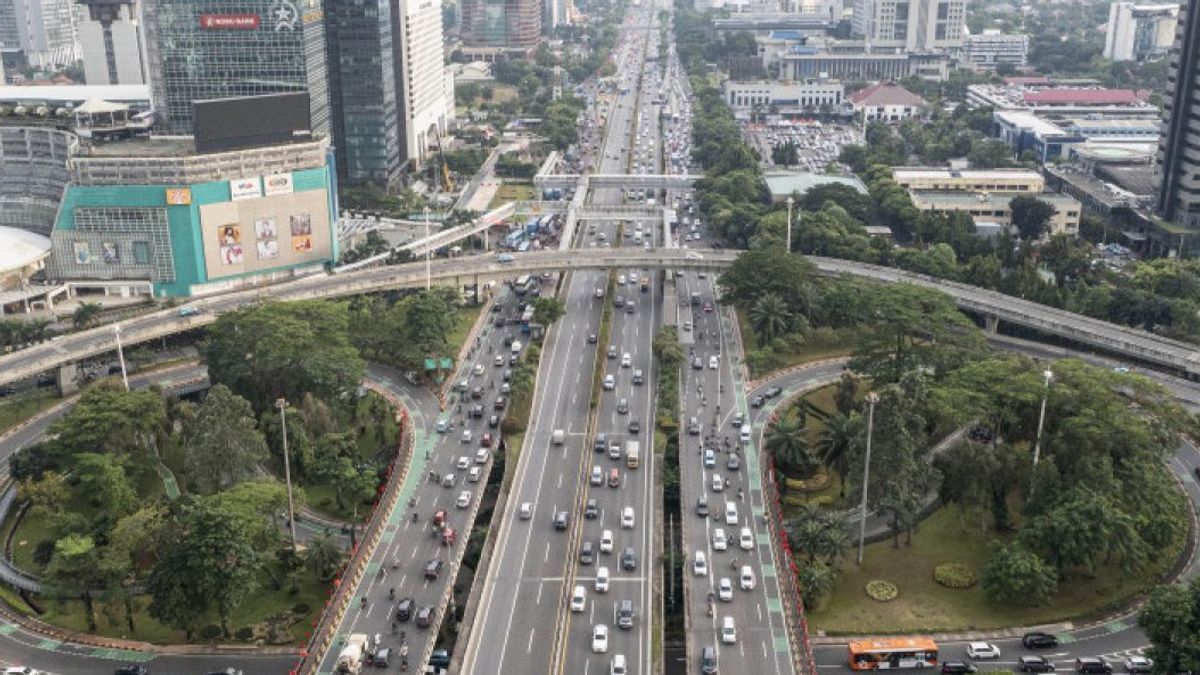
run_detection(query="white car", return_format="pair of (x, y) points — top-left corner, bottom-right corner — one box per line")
(475, 447), (489, 464)
(596, 566), (610, 593)
(717, 577), (734, 602)
(720, 616), (737, 644)
(592, 624), (609, 653)
(461, 430), (472, 444)
(518, 502), (533, 520)
(693, 550), (708, 576)
(600, 529), (614, 553)
(712, 528), (728, 551)
(724, 502), (738, 526)
(739, 527), (754, 551)
(711, 473), (724, 492)
(740, 565), (755, 590)
(456, 456), (470, 470)
(621, 353), (632, 368)
(621, 506), (635, 529)
(592, 465), (603, 485)
(456, 490), (472, 509)
(604, 374), (616, 390)
(966, 642), (1000, 660)
(571, 585), (587, 612)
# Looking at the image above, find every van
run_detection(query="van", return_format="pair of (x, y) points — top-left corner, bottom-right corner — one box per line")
(740, 565), (756, 590)
(552, 429), (565, 445)
(740, 424), (752, 444)
(511, 340), (523, 355)
(595, 566), (610, 592)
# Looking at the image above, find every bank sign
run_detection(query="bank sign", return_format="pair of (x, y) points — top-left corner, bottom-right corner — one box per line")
(199, 14), (261, 29)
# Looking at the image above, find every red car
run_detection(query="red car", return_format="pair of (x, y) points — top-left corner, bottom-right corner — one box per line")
(702, 303), (714, 313)
(481, 432), (493, 448)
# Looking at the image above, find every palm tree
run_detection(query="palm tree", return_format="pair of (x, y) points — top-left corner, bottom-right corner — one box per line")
(765, 415), (818, 478)
(72, 301), (103, 330)
(797, 558), (837, 607)
(305, 532), (345, 581)
(818, 413), (857, 498)
(749, 292), (791, 344)
(788, 503), (851, 563)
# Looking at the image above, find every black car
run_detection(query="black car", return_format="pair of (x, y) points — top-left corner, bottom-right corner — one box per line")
(424, 558), (444, 580)
(494, 316), (506, 327)
(429, 650), (451, 668)
(696, 496), (709, 517)
(1023, 632), (1060, 649)
(764, 387), (782, 398)
(580, 541), (596, 565)
(941, 662), (978, 674)
(415, 605), (434, 628)
(750, 395), (765, 408)
(471, 404), (484, 419)
(115, 667), (149, 675)
(594, 434), (607, 452)
(396, 596), (416, 621)
(471, 386), (483, 400)
(1018, 656), (1056, 673)
(585, 499), (600, 519)
(1075, 658), (1112, 674)
(621, 547), (637, 570)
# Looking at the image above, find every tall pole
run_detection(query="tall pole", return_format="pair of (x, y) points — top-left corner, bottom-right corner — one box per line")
(424, 206), (432, 290)
(1030, 369), (1053, 473)
(786, 196), (794, 253)
(857, 392), (879, 565)
(277, 398), (298, 554)
(113, 324), (129, 391)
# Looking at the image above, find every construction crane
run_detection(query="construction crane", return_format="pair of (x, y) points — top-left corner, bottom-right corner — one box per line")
(431, 125), (455, 193)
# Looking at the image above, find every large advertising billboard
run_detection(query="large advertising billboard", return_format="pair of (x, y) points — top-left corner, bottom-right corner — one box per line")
(199, 14), (261, 29)
(198, 187), (332, 281)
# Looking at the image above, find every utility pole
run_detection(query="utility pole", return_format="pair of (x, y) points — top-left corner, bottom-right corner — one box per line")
(786, 196), (794, 253)
(424, 206), (432, 290)
(1030, 369), (1053, 487)
(857, 391), (879, 565)
(113, 323), (129, 391)
(277, 398), (298, 554)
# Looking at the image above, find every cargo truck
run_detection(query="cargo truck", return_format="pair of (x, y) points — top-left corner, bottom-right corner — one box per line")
(626, 441), (640, 469)
(336, 633), (369, 673)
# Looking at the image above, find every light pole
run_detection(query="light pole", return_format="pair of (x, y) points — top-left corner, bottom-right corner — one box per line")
(277, 398), (298, 554)
(113, 323), (129, 391)
(857, 391), (879, 565)
(424, 206), (432, 290)
(1030, 369), (1053, 471)
(785, 196), (794, 253)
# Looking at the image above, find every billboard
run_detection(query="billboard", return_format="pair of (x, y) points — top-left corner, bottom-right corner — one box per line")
(264, 173), (294, 196)
(198, 188), (332, 281)
(165, 187), (192, 205)
(230, 177), (262, 201)
(193, 93), (313, 153)
(199, 14), (261, 29)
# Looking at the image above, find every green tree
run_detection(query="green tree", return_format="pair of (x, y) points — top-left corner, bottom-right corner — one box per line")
(312, 433), (377, 511)
(48, 382), (167, 458)
(72, 301), (103, 329)
(533, 297), (566, 326)
(787, 503), (849, 563)
(834, 372), (858, 416)
(74, 453), (138, 527)
(44, 534), (105, 631)
(1138, 578), (1200, 675)
(981, 542), (1058, 605)
(719, 248), (817, 320)
(748, 292), (792, 343)
(764, 415), (818, 477)
(796, 558), (838, 607)
(305, 532), (345, 581)
(1009, 196), (1057, 241)
(183, 385), (269, 494)
(817, 413), (858, 498)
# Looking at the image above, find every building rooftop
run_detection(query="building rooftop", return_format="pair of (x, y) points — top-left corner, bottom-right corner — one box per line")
(994, 110), (1067, 137)
(0, 84), (150, 106)
(1022, 88), (1145, 105)
(892, 167), (1044, 181)
(764, 171), (868, 198)
(1062, 117), (1160, 131)
(0, 226), (52, 275)
(848, 82), (926, 107)
(911, 190), (1081, 209)
(81, 137), (200, 158)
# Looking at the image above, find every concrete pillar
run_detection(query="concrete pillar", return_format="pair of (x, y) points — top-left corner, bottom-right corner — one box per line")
(57, 363), (79, 396)
(984, 314), (999, 335)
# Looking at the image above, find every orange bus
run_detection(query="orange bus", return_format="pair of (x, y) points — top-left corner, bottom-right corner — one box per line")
(848, 637), (939, 670)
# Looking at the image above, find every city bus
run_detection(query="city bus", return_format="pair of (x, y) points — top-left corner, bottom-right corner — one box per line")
(848, 637), (938, 670)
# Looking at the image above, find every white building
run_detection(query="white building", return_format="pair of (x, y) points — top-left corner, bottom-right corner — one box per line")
(77, 1), (146, 85)
(396, 0), (455, 167)
(723, 80), (844, 115)
(962, 30), (1028, 71)
(1104, 2), (1178, 62)
(848, 81), (926, 122)
(851, 0), (967, 51)
(7, 0), (79, 69)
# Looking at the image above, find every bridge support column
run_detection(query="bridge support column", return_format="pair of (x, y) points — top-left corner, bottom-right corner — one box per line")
(984, 314), (999, 335)
(57, 363), (79, 397)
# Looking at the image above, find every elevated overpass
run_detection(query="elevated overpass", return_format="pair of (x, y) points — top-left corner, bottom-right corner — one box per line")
(1, 248), (1198, 387)
(534, 172), (701, 191)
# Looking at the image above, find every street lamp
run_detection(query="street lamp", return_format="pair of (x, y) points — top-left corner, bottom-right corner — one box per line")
(113, 323), (129, 391)
(277, 398), (299, 554)
(785, 196), (794, 253)
(856, 391), (879, 565)
(424, 206), (432, 290)
(1030, 369), (1053, 472)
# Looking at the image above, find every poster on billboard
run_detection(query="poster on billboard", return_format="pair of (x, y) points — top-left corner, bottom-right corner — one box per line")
(264, 173), (294, 196)
(73, 242), (92, 264)
(254, 217), (278, 240)
(289, 213), (312, 236)
(219, 225), (245, 264)
(101, 242), (120, 264)
(165, 187), (192, 205)
(230, 177), (262, 201)
(257, 239), (280, 259)
(292, 235), (313, 252)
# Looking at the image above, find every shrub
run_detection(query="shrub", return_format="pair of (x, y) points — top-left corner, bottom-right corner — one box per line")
(865, 579), (898, 602)
(199, 624), (223, 641)
(291, 602), (310, 615)
(934, 562), (977, 589)
(234, 627), (254, 641)
(32, 540), (55, 566)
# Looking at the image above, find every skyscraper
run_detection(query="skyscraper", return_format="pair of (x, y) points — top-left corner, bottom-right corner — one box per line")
(1104, 2), (1178, 62)
(852, 0), (966, 52)
(140, 0), (331, 137)
(461, 0), (541, 48)
(5, 0), (80, 68)
(77, 0), (147, 85)
(1156, 0), (1200, 227)
(394, 0), (453, 167)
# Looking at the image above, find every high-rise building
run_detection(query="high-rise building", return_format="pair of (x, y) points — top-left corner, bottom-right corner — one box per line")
(1104, 2), (1178, 62)
(851, 0), (966, 51)
(962, 30), (1028, 71)
(461, 0), (541, 47)
(1156, 0), (1200, 227)
(140, 0), (331, 137)
(76, 0), (146, 85)
(6, 0), (80, 69)
(395, 0), (453, 167)
(324, 0), (402, 186)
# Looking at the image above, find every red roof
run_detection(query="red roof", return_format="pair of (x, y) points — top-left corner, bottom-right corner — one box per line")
(1021, 88), (1142, 105)
(848, 82), (926, 107)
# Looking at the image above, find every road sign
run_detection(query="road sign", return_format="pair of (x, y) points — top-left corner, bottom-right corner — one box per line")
(424, 358), (436, 371)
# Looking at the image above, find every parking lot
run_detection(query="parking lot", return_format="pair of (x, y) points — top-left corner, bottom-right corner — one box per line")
(743, 120), (862, 172)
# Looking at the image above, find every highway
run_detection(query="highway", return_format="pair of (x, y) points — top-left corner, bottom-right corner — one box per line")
(459, 9), (659, 675)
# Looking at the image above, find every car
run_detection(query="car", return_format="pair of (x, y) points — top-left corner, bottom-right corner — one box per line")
(115, 668), (149, 675)
(751, 395), (765, 408)
(592, 624), (609, 653)
(764, 387), (783, 398)
(740, 565), (755, 590)
(731, 412), (744, 428)
(580, 541), (596, 565)
(709, 355), (719, 369)
(726, 454), (741, 471)
(621, 353), (632, 367)
(591, 464), (605, 485)
(703, 448), (715, 467)
(488, 414), (500, 428)
(632, 368), (644, 384)
(456, 456), (470, 470)
(712, 528), (728, 551)
(692, 356), (703, 370)
(596, 566), (610, 592)
(966, 642), (1000, 659)
(471, 404), (484, 418)
(703, 303), (714, 313)
(585, 499), (600, 519)
(617, 399), (629, 414)
(614, 296), (625, 308)
(396, 596), (416, 621)
(441, 473), (456, 488)
(600, 529), (614, 553)
(621, 506), (635, 528)
(415, 605), (434, 628)
(429, 650), (451, 668)
(717, 577), (734, 601)
(1017, 656), (1056, 673)
(701, 646), (718, 675)
(456, 490), (472, 508)
(628, 419), (641, 434)
(595, 288), (604, 298)
(519, 502), (533, 520)
(941, 662), (979, 674)
(608, 345), (618, 358)
(603, 374), (616, 390)
(471, 386), (483, 400)
(711, 473), (724, 492)
(1023, 632), (1060, 649)
(621, 547), (637, 570)
(424, 559), (443, 579)
(693, 550), (708, 576)
(1123, 657), (1152, 673)
(626, 303), (635, 314)
(724, 502), (738, 526)
(588, 333), (598, 343)
(720, 616), (736, 644)
(1075, 658), (1112, 674)
(554, 511), (569, 530)
(696, 496), (709, 517)
(494, 354), (504, 366)
(461, 430), (472, 444)
(493, 396), (507, 410)
(739, 527), (754, 550)
(689, 417), (702, 435)
(571, 585), (587, 612)
(617, 599), (635, 629)
(178, 306), (202, 317)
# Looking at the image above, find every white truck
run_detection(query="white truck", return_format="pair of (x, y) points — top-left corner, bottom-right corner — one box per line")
(336, 633), (369, 673)
(553, 429), (566, 445)
(626, 440), (640, 469)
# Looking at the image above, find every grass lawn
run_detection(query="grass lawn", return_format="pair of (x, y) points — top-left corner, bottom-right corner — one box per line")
(736, 308), (853, 379)
(501, 432), (524, 494)
(0, 389), (61, 434)
(303, 483), (368, 523)
(8, 508), (50, 576)
(448, 305), (484, 361)
(488, 183), (535, 209)
(808, 506), (1181, 634)
(37, 562), (329, 645)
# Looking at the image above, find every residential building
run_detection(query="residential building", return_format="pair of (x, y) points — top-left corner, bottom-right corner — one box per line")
(76, 0), (146, 85)
(891, 167), (1045, 192)
(851, 0), (967, 51)
(723, 79), (844, 116)
(395, 0), (454, 168)
(909, 191), (1082, 236)
(1104, 2), (1177, 62)
(140, 0), (331, 138)
(1156, 0), (1200, 231)
(848, 81), (926, 122)
(962, 30), (1028, 71)
(461, 0), (541, 47)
